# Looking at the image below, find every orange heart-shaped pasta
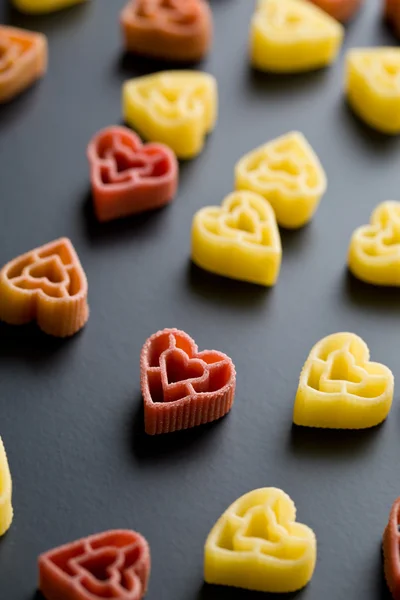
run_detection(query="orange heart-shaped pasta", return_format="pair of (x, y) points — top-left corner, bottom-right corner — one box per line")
(39, 530), (150, 600)
(0, 238), (89, 337)
(121, 0), (212, 61)
(0, 25), (47, 103)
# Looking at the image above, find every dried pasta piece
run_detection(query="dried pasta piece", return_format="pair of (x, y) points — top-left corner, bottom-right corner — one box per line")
(39, 530), (150, 600)
(235, 131), (327, 229)
(385, 0), (400, 40)
(140, 328), (236, 434)
(383, 0), (400, 38)
(348, 201), (400, 286)
(204, 487), (316, 593)
(0, 238), (89, 337)
(293, 333), (394, 429)
(120, 0), (212, 62)
(123, 70), (217, 159)
(87, 125), (178, 222)
(309, 0), (363, 22)
(13, 0), (86, 14)
(383, 497), (400, 600)
(346, 48), (400, 134)
(191, 191), (282, 286)
(250, 0), (343, 73)
(0, 25), (47, 103)
(0, 437), (13, 537)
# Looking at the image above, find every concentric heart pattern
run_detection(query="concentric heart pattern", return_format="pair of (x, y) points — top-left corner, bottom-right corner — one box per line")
(204, 487), (317, 593)
(120, 0), (212, 62)
(87, 125), (178, 222)
(39, 530), (150, 600)
(235, 131), (327, 229)
(293, 332), (394, 429)
(0, 238), (88, 337)
(140, 328), (236, 434)
(0, 25), (47, 103)
(250, 0), (343, 74)
(348, 201), (400, 286)
(346, 48), (400, 134)
(192, 190), (282, 286)
(123, 70), (218, 159)
(2, 2), (399, 598)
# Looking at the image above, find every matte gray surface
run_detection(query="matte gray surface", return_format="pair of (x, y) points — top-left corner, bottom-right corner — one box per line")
(0, 0), (399, 598)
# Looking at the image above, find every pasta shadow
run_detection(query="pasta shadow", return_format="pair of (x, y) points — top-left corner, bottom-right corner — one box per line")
(117, 52), (202, 78)
(279, 224), (314, 254)
(187, 262), (271, 308)
(0, 321), (76, 364)
(247, 66), (329, 96)
(290, 422), (383, 460)
(339, 101), (400, 151)
(343, 270), (400, 312)
(130, 393), (224, 462)
(197, 582), (304, 600)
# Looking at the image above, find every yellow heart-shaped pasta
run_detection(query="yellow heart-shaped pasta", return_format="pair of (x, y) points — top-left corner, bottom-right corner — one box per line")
(348, 201), (400, 286)
(346, 48), (400, 134)
(294, 333), (394, 429)
(251, 0), (343, 73)
(123, 70), (217, 159)
(191, 191), (281, 285)
(204, 487), (316, 593)
(13, 0), (86, 14)
(0, 437), (13, 536)
(235, 131), (326, 229)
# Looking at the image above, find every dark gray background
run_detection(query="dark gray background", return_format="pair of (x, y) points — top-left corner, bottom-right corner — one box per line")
(0, 0), (399, 598)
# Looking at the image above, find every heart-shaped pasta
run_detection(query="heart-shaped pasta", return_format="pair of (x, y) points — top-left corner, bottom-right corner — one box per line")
(87, 126), (178, 222)
(0, 25), (47, 103)
(0, 238), (88, 337)
(140, 328), (236, 434)
(205, 487), (316, 593)
(192, 191), (281, 286)
(348, 201), (400, 286)
(293, 332), (394, 429)
(120, 0), (212, 62)
(39, 530), (150, 600)
(123, 70), (217, 159)
(235, 132), (327, 228)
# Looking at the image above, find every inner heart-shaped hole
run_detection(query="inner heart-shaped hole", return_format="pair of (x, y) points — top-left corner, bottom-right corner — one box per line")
(79, 550), (117, 582)
(383, 62), (400, 77)
(283, 12), (302, 26)
(0, 41), (20, 73)
(327, 353), (362, 384)
(78, 547), (143, 594)
(160, 0), (176, 9)
(100, 149), (171, 184)
(268, 158), (300, 177)
(165, 351), (205, 384)
(28, 258), (66, 284)
(225, 211), (258, 234)
(243, 508), (275, 542)
(112, 150), (147, 173)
